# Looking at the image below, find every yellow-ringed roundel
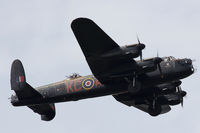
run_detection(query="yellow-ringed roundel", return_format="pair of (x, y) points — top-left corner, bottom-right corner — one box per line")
(82, 78), (95, 90)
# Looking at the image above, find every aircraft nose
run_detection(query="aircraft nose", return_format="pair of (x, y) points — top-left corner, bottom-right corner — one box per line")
(178, 58), (192, 66)
(185, 59), (192, 65)
(177, 58), (195, 74)
(186, 59), (195, 74)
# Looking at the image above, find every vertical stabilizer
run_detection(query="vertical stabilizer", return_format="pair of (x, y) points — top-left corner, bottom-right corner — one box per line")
(11, 59), (26, 92)
(10, 59), (41, 100)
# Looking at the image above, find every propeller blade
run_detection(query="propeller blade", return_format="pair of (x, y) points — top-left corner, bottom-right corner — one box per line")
(177, 86), (182, 92)
(177, 86), (185, 107)
(154, 52), (164, 78)
(158, 64), (164, 78)
(137, 35), (141, 44)
(140, 51), (142, 61)
(136, 35), (146, 61)
(180, 95), (183, 107)
(136, 36), (144, 61)
(180, 97), (183, 107)
(137, 36), (142, 61)
(192, 59), (196, 62)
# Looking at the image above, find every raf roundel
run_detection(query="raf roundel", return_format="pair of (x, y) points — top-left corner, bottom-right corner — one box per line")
(82, 78), (95, 90)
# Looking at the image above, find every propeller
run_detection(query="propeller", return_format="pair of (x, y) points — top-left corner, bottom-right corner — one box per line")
(137, 35), (141, 44)
(153, 52), (164, 78)
(137, 36), (145, 61)
(177, 86), (187, 107)
(178, 86), (183, 107)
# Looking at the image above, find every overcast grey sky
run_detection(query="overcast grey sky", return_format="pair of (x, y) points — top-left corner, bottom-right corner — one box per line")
(0, 0), (200, 133)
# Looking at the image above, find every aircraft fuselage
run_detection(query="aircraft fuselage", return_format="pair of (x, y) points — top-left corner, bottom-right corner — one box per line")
(11, 57), (194, 106)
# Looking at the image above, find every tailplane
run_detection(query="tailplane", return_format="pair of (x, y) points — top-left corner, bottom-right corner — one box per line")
(11, 59), (41, 100)
(10, 59), (56, 121)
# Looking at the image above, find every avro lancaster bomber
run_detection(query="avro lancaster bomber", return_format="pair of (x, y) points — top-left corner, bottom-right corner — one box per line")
(10, 18), (194, 121)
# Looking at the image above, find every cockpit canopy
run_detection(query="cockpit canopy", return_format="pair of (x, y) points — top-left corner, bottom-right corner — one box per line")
(67, 73), (82, 79)
(163, 56), (176, 62)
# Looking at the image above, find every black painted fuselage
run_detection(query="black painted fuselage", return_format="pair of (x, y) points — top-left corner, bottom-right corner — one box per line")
(11, 56), (194, 107)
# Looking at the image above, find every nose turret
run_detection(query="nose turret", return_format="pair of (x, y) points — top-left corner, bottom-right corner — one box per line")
(178, 59), (192, 66)
(175, 58), (194, 79)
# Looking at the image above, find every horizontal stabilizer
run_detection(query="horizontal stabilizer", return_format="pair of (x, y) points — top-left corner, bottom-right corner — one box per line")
(28, 103), (56, 121)
(10, 59), (56, 121)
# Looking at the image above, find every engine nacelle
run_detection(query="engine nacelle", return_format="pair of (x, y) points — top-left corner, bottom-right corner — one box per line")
(101, 43), (145, 59)
(137, 59), (161, 74)
(137, 61), (157, 73)
(136, 57), (163, 74)
(164, 93), (181, 105)
(157, 81), (182, 94)
(164, 91), (186, 106)
(121, 43), (145, 58)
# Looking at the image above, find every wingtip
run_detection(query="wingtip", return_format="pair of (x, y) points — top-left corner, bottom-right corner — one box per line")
(72, 17), (92, 22)
(12, 59), (22, 64)
(71, 17), (94, 29)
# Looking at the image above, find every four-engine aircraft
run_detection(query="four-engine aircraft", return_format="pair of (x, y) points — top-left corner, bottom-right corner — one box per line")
(10, 18), (194, 121)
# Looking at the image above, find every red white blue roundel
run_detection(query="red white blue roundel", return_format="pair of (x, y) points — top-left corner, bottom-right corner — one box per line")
(82, 78), (95, 90)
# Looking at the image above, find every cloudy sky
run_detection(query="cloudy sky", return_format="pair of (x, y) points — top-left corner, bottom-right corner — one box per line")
(0, 0), (200, 133)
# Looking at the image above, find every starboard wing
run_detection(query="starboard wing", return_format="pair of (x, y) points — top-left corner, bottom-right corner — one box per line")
(71, 18), (136, 83)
